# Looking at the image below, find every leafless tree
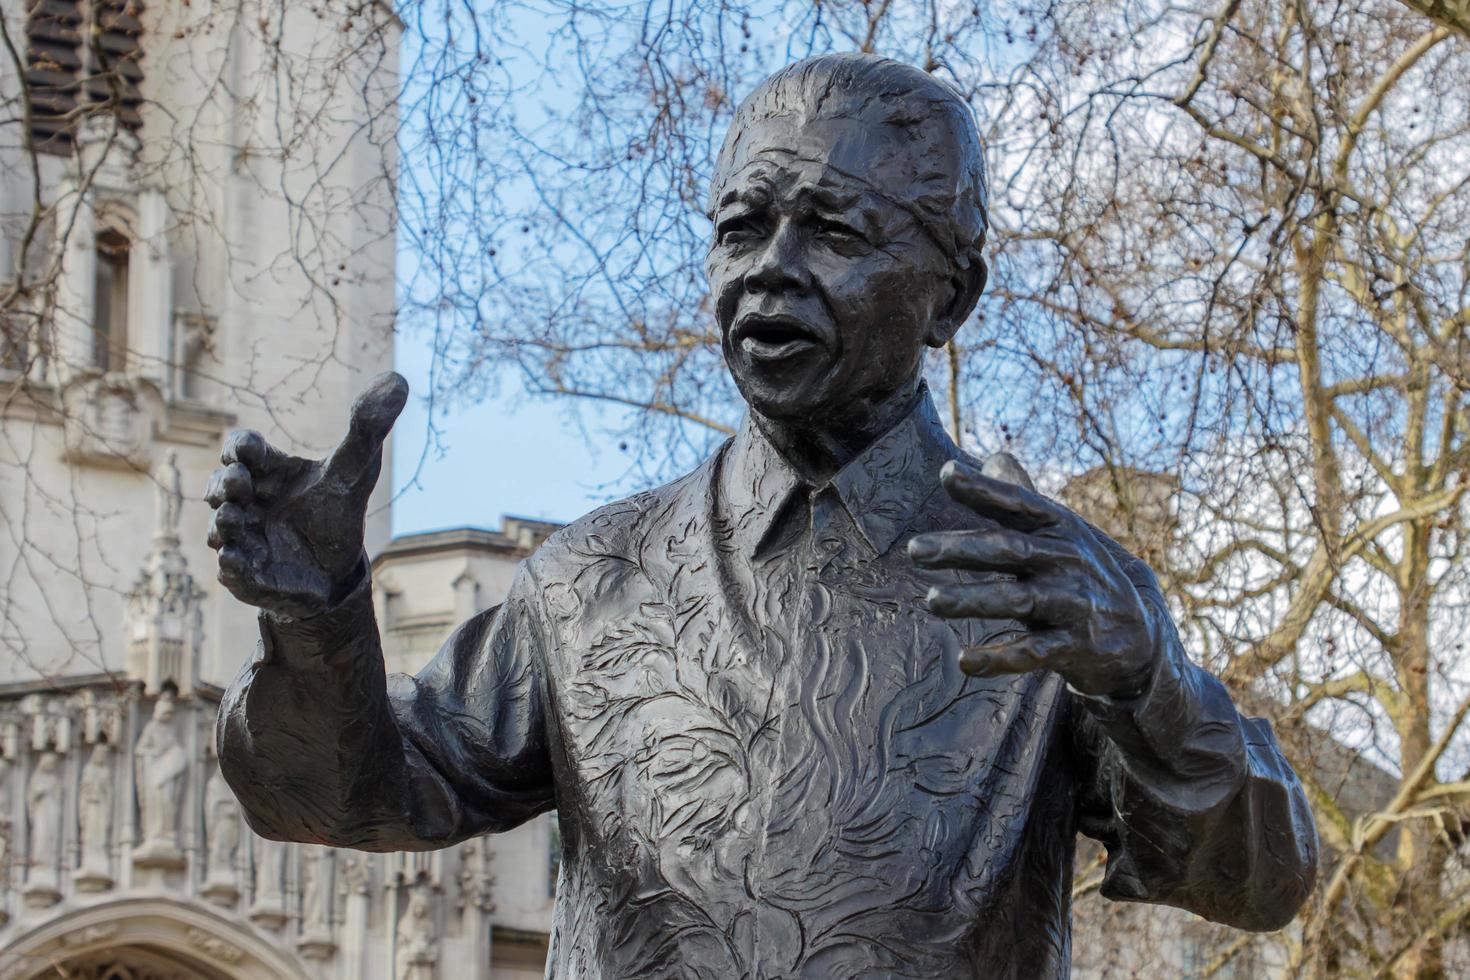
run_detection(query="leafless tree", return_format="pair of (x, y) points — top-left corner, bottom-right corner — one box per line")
(973, 5), (1469, 975)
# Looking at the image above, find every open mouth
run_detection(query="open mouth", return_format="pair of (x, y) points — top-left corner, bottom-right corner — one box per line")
(735, 315), (823, 361)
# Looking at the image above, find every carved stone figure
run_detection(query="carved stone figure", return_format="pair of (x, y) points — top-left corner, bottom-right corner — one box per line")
(301, 846), (330, 931)
(0, 757), (10, 861)
(210, 54), (1319, 977)
(204, 766), (238, 871)
(298, 846), (336, 958)
(24, 751), (62, 904)
(454, 839), (494, 915)
(157, 450), (182, 533)
(395, 884), (438, 980)
(248, 836), (287, 929)
(340, 852), (372, 897)
(0, 756), (12, 917)
(133, 691), (187, 867)
(74, 742), (114, 889)
(202, 763), (240, 903)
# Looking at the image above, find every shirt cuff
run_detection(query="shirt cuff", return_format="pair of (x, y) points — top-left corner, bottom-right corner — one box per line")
(1071, 630), (1249, 809)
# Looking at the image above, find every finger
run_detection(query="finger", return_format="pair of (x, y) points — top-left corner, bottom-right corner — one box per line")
(207, 503), (261, 550)
(941, 459), (1061, 531)
(204, 469), (227, 509)
(927, 581), (1088, 624)
(222, 429), (295, 476)
(204, 463), (253, 509)
(908, 529), (1078, 572)
(959, 631), (1074, 678)
(323, 371), (409, 486)
(980, 451), (1036, 491)
(216, 541), (266, 594)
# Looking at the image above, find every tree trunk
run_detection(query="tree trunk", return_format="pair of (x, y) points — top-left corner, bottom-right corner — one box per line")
(1391, 518), (1445, 980)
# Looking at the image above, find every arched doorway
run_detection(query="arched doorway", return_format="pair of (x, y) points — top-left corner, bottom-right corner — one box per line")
(0, 899), (311, 980)
(18, 945), (232, 980)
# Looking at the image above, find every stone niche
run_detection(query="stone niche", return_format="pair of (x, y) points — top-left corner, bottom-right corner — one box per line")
(0, 686), (514, 980)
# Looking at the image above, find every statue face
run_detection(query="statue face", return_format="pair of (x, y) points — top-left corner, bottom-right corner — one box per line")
(706, 115), (958, 427)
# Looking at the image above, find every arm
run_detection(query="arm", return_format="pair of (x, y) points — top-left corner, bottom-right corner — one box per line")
(912, 460), (1318, 930)
(1068, 546), (1318, 931)
(205, 372), (555, 850)
(217, 562), (555, 851)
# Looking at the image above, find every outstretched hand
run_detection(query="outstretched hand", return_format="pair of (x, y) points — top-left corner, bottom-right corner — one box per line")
(908, 458), (1157, 699)
(205, 372), (409, 620)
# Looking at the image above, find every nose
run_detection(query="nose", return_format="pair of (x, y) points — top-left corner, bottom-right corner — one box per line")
(743, 220), (810, 294)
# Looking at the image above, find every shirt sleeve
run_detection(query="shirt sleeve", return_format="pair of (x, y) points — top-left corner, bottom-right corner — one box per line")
(1069, 535), (1319, 932)
(216, 560), (556, 851)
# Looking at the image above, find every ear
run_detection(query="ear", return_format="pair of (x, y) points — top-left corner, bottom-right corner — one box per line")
(925, 257), (988, 348)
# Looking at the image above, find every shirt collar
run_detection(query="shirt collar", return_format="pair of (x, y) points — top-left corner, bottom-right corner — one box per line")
(719, 385), (958, 557)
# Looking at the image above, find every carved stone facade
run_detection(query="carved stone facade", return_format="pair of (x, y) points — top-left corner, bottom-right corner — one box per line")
(0, 0), (559, 975)
(0, 518), (563, 979)
(1, 214), (560, 965)
(0, 700), (524, 978)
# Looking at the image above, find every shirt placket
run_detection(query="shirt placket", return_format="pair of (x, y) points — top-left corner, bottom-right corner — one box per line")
(746, 486), (853, 978)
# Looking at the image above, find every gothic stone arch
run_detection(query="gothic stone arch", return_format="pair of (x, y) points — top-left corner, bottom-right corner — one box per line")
(15, 945), (230, 980)
(0, 898), (313, 980)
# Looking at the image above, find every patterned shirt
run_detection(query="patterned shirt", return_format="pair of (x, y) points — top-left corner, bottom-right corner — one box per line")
(219, 391), (1317, 979)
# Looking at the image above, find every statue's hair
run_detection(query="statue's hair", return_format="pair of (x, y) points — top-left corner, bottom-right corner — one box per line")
(709, 52), (989, 274)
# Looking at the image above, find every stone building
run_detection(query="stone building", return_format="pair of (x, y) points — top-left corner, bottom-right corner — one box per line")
(0, 1), (560, 976)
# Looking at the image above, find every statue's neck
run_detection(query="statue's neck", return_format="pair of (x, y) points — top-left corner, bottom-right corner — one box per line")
(752, 376), (923, 486)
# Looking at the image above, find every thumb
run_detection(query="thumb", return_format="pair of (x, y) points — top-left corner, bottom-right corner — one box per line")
(981, 451), (1036, 492)
(323, 371), (409, 486)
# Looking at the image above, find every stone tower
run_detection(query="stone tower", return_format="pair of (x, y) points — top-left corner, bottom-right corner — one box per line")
(0, 2), (559, 977)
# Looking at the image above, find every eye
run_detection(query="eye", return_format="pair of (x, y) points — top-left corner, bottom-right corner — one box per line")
(812, 218), (866, 246)
(716, 214), (764, 246)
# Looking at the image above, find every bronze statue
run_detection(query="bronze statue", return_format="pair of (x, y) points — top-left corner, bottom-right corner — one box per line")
(207, 54), (1317, 978)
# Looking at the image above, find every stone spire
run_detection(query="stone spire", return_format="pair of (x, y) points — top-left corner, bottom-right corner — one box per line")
(125, 452), (204, 697)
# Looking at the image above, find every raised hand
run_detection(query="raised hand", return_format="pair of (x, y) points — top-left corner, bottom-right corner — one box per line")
(205, 372), (409, 620)
(908, 458), (1157, 699)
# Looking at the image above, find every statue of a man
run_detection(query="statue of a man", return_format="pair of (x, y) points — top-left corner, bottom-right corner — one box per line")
(208, 54), (1318, 977)
(203, 763), (240, 882)
(134, 692), (187, 856)
(250, 835), (284, 911)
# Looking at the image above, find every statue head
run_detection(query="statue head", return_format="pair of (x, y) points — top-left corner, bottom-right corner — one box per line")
(152, 688), (176, 722)
(706, 53), (989, 428)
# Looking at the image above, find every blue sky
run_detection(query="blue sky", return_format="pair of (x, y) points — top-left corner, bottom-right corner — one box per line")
(386, 4), (666, 536)
(389, 348), (649, 535)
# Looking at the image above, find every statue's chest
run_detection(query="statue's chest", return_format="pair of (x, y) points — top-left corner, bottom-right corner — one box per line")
(548, 561), (1032, 879)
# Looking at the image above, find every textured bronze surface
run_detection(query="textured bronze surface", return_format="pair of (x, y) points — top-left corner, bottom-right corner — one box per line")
(209, 54), (1317, 979)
